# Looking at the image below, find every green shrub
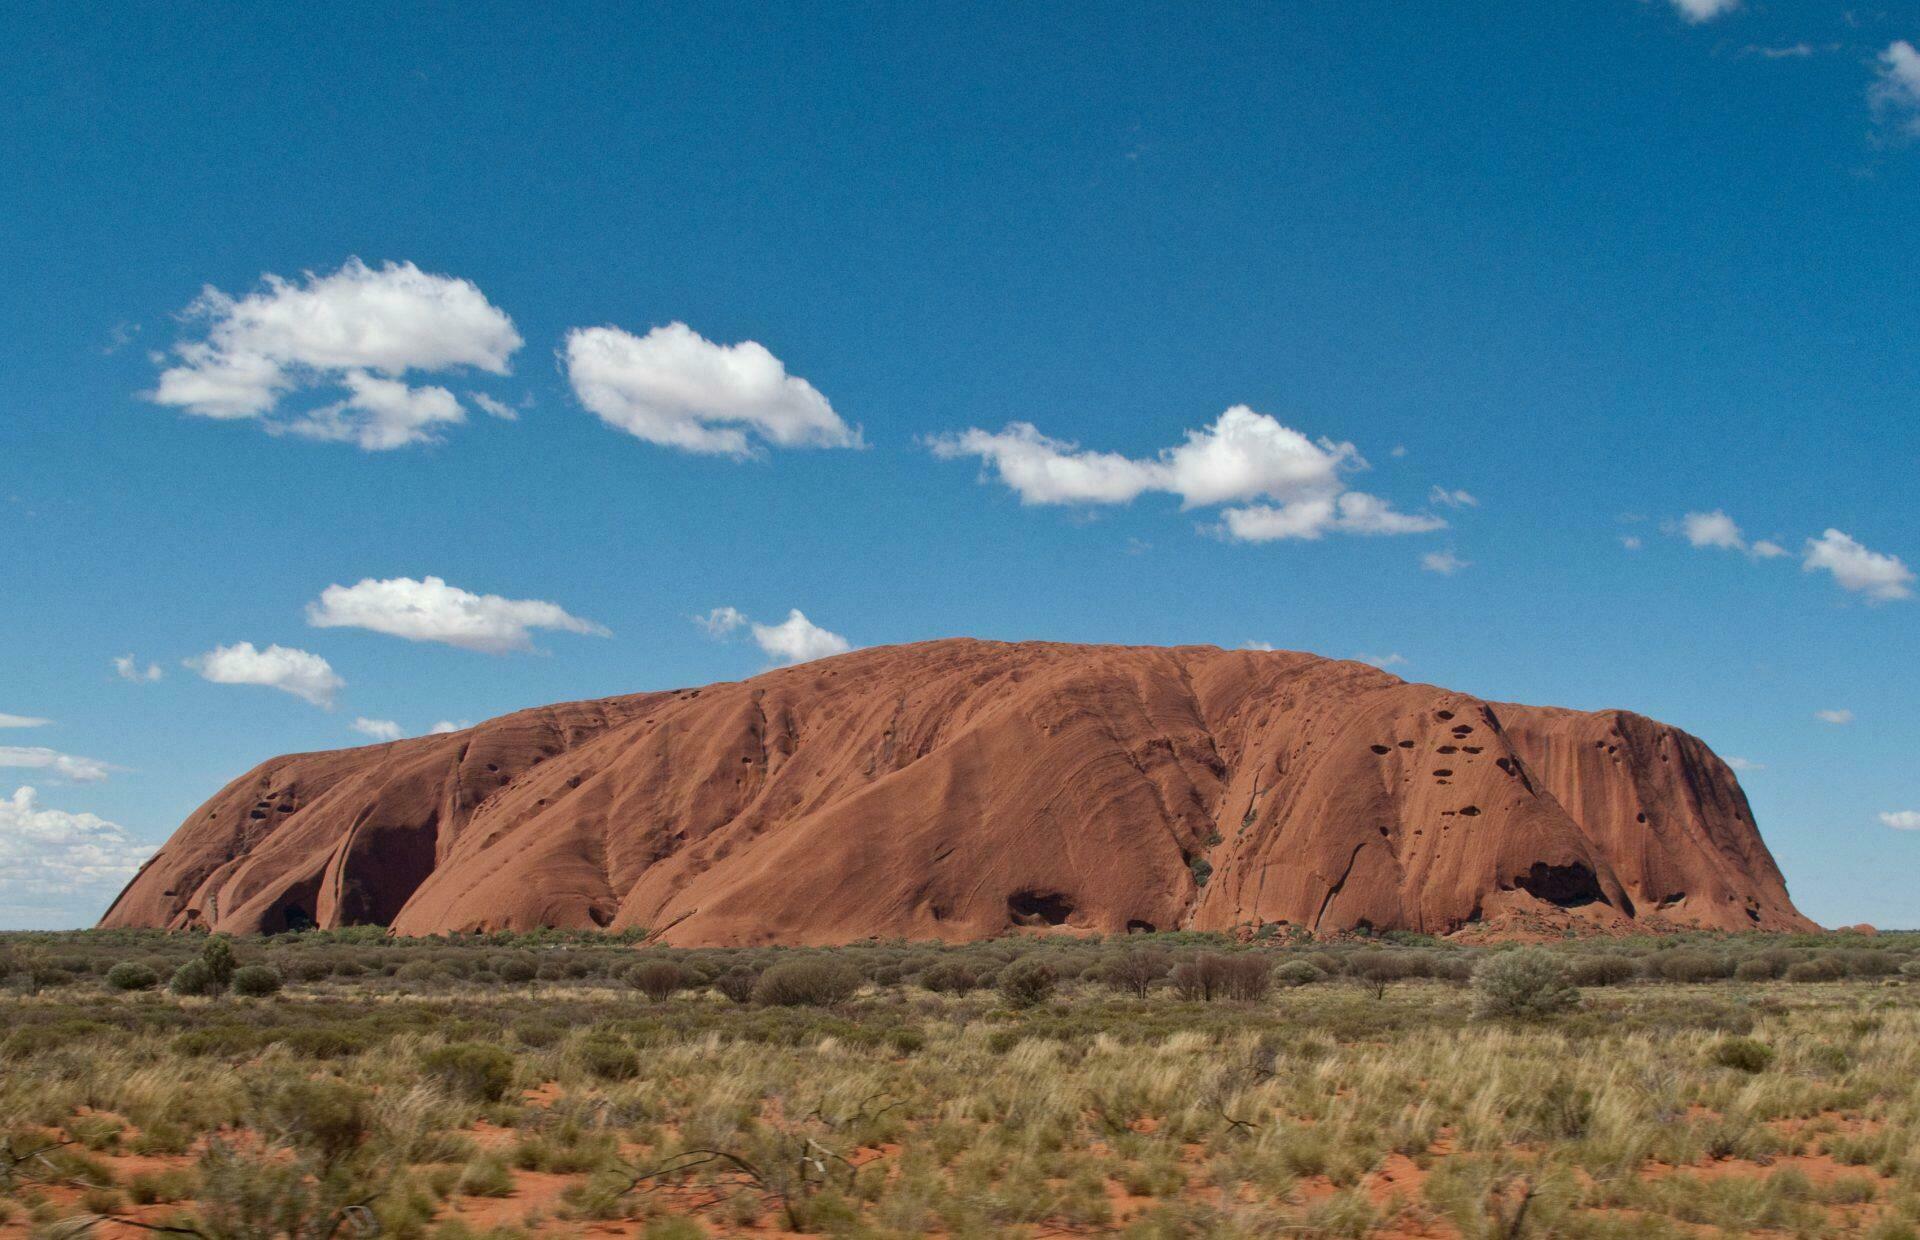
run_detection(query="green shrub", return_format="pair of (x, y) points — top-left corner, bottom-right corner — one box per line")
(1712, 1037), (1775, 1073)
(105, 961), (160, 992)
(1472, 949), (1579, 1020)
(422, 1043), (516, 1101)
(626, 959), (685, 1001)
(266, 1078), (371, 1165)
(752, 958), (861, 1007)
(921, 960), (980, 994)
(714, 966), (758, 1003)
(201, 936), (237, 988)
(1568, 955), (1636, 987)
(577, 1034), (640, 1081)
(231, 965), (283, 997)
(1274, 959), (1322, 987)
(169, 958), (219, 997)
(998, 958), (1057, 1009)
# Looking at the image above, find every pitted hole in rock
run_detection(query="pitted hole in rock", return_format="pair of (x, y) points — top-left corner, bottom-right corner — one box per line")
(278, 904), (317, 933)
(1451, 725), (1473, 737)
(1434, 769), (1454, 778)
(1008, 890), (1074, 927)
(1438, 745), (1459, 754)
(1462, 746), (1483, 754)
(1435, 710), (1454, 721)
(587, 905), (614, 928)
(1397, 740), (1414, 749)
(1457, 805), (1481, 816)
(1370, 744), (1392, 755)
(1126, 919), (1157, 934)
(1636, 812), (1647, 823)
(248, 809), (267, 820)
(1518, 862), (1608, 909)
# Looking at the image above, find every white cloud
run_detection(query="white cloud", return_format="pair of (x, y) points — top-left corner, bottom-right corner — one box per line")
(564, 322), (859, 457)
(306, 575), (609, 654)
(1355, 652), (1408, 670)
(1724, 756), (1765, 772)
(113, 655), (163, 683)
(1814, 709), (1854, 725)
(1679, 509), (1748, 551)
(0, 713), (49, 729)
(0, 747), (110, 783)
(1880, 811), (1920, 830)
(187, 642), (342, 708)
(1241, 640), (1277, 651)
(1667, 0), (1738, 22)
(1871, 41), (1920, 136)
(148, 258), (521, 450)
(282, 370), (465, 451)
(468, 392), (518, 421)
(695, 606), (748, 638)
(0, 786), (154, 901)
(427, 720), (471, 735)
(931, 407), (1442, 545)
(1621, 535), (1644, 551)
(1421, 550), (1470, 575)
(1802, 529), (1914, 602)
(1675, 510), (1790, 561)
(751, 609), (852, 665)
(1747, 42), (1815, 58)
(1429, 486), (1478, 509)
(350, 717), (405, 742)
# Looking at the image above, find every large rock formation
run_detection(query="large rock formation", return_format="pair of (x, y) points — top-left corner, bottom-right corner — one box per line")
(101, 640), (1814, 943)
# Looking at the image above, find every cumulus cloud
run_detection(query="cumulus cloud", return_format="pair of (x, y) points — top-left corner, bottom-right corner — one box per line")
(1879, 811), (1920, 830)
(350, 717), (405, 742)
(113, 655), (163, 683)
(0, 747), (111, 783)
(427, 720), (472, 734)
(1871, 41), (1920, 136)
(751, 610), (852, 665)
(148, 258), (521, 450)
(1355, 652), (1408, 669)
(0, 786), (154, 904)
(931, 407), (1444, 544)
(1802, 529), (1914, 602)
(1421, 550), (1470, 575)
(1675, 510), (1788, 560)
(187, 642), (342, 708)
(1667, 0), (1738, 22)
(1814, 709), (1855, 725)
(306, 576), (609, 654)
(468, 392), (519, 421)
(564, 322), (859, 457)
(0, 713), (49, 729)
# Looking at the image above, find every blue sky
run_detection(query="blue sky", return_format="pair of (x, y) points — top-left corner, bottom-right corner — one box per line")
(3, 1), (1916, 930)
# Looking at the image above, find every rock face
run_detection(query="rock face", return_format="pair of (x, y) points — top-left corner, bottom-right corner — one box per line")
(100, 640), (1815, 943)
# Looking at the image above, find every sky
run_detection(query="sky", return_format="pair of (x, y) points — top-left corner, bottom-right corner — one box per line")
(2, 0), (1917, 931)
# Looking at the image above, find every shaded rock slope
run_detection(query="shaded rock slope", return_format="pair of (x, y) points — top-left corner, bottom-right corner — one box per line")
(101, 640), (1814, 943)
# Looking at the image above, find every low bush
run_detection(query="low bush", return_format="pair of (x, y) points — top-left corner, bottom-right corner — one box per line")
(1472, 949), (1579, 1020)
(626, 959), (685, 1001)
(752, 958), (861, 1007)
(105, 961), (160, 991)
(1712, 1037), (1775, 1074)
(421, 1042), (516, 1101)
(169, 958), (219, 997)
(231, 964), (283, 997)
(998, 958), (1057, 1009)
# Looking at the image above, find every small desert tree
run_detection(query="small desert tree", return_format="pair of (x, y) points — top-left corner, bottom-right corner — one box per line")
(1472, 949), (1579, 1020)
(626, 959), (686, 1001)
(997, 958), (1057, 1009)
(1103, 948), (1171, 999)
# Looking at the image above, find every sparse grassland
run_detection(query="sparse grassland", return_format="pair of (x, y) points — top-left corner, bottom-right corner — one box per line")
(3, 928), (1918, 1238)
